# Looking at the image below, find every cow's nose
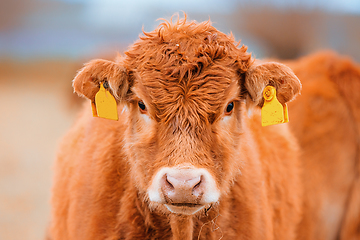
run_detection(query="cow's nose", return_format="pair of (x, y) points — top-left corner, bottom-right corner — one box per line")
(147, 165), (220, 214)
(161, 172), (204, 204)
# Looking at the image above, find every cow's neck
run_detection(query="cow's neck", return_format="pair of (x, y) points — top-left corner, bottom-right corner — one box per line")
(170, 214), (194, 240)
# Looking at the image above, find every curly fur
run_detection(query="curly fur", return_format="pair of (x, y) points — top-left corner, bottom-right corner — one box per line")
(48, 16), (359, 240)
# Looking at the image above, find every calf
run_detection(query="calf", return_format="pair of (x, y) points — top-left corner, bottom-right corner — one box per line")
(286, 52), (360, 240)
(49, 17), (303, 239)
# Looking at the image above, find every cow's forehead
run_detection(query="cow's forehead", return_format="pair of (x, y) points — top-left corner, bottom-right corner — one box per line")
(124, 19), (251, 125)
(125, 19), (251, 80)
(136, 65), (238, 121)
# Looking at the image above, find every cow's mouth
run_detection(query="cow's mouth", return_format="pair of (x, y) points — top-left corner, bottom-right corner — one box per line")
(170, 203), (202, 207)
(164, 203), (205, 215)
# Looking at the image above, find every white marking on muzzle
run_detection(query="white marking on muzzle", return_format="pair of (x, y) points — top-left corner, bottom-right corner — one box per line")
(147, 164), (220, 204)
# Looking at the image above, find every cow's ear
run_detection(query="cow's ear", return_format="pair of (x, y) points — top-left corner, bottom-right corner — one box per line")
(243, 62), (301, 108)
(73, 58), (129, 101)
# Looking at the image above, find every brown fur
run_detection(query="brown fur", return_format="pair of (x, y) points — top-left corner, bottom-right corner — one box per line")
(285, 52), (360, 240)
(49, 16), (359, 240)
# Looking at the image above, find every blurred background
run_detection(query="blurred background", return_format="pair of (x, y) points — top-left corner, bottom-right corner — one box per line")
(0, 0), (359, 239)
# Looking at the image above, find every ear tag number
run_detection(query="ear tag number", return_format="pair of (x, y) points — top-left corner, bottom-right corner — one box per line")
(261, 86), (288, 127)
(91, 82), (118, 121)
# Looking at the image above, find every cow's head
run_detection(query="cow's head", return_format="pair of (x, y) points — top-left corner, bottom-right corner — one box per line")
(73, 18), (300, 216)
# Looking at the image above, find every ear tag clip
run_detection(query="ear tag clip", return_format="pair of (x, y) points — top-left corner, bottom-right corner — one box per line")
(91, 82), (118, 121)
(261, 86), (288, 127)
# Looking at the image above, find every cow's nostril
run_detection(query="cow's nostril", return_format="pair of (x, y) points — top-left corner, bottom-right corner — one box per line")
(193, 177), (202, 190)
(192, 176), (203, 197)
(165, 175), (175, 190)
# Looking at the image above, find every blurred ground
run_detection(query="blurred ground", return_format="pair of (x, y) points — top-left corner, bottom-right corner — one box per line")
(0, 60), (82, 240)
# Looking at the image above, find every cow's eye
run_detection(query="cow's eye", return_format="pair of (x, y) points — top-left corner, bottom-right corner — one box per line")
(138, 101), (147, 113)
(225, 102), (234, 115)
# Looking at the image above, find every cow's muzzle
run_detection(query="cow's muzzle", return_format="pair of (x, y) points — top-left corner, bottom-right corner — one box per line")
(147, 165), (220, 215)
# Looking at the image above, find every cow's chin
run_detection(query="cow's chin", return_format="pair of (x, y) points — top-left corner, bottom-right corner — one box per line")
(164, 203), (205, 215)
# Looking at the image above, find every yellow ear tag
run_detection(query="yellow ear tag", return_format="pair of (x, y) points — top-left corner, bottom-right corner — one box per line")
(91, 82), (118, 121)
(261, 86), (289, 127)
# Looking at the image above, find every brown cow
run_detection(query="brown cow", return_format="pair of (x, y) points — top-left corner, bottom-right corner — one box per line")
(49, 17), (359, 240)
(286, 52), (360, 240)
